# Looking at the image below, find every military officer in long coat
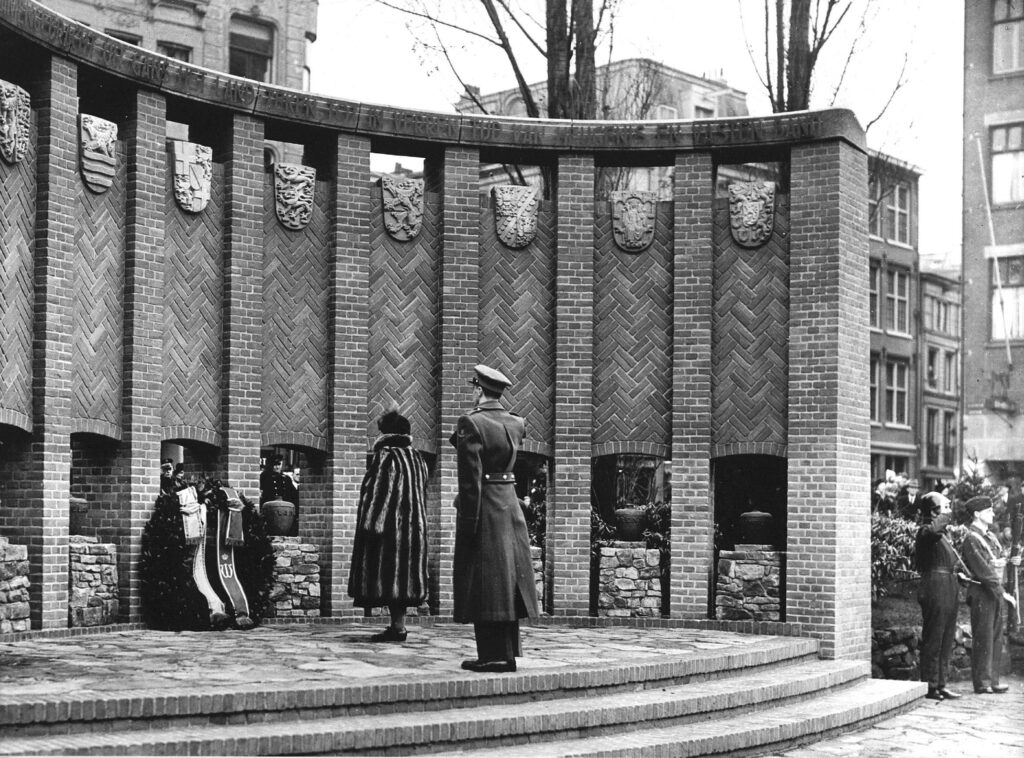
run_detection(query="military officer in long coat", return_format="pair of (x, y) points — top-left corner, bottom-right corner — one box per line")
(452, 365), (539, 673)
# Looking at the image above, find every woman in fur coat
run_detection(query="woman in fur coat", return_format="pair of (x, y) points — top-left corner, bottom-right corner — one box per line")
(348, 407), (430, 642)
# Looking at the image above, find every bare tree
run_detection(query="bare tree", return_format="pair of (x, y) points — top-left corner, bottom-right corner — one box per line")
(376, 0), (619, 120)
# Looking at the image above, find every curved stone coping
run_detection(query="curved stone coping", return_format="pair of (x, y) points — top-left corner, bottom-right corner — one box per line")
(1, 0), (865, 153)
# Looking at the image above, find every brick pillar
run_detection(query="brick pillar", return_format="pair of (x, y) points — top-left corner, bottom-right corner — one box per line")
(436, 147), (480, 615)
(118, 89), (166, 621)
(548, 154), (595, 616)
(788, 139), (870, 659)
(27, 55), (77, 629)
(670, 151), (714, 619)
(324, 134), (371, 617)
(222, 115), (264, 494)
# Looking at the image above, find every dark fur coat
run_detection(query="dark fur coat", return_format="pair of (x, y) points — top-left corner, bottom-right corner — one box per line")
(348, 434), (429, 607)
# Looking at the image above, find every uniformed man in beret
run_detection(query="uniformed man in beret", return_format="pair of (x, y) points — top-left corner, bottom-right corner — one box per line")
(452, 364), (539, 673)
(915, 492), (961, 700)
(962, 495), (1014, 694)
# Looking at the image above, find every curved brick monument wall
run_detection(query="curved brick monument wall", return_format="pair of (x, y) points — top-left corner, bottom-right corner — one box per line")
(0, 0), (868, 660)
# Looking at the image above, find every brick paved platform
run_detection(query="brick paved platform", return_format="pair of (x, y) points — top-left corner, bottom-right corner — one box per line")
(0, 620), (934, 755)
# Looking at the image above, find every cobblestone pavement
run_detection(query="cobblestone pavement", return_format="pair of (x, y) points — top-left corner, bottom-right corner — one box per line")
(1, 622), (1020, 756)
(770, 673), (1024, 757)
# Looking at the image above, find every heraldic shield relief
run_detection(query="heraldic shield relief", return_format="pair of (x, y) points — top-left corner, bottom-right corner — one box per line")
(274, 163), (317, 231)
(79, 114), (117, 194)
(728, 181), (776, 248)
(171, 140), (213, 213)
(493, 184), (540, 249)
(0, 78), (30, 165)
(381, 174), (424, 241)
(610, 190), (657, 253)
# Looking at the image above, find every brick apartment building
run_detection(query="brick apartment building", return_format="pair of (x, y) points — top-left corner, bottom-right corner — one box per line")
(962, 0), (1024, 481)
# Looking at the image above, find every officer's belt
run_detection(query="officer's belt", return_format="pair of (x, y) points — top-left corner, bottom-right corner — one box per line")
(482, 472), (515, 485)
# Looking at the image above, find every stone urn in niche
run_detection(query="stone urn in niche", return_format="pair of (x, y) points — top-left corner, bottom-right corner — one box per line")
(738, 509), (773, 546)
(615, 506), (645, 542)
(261, 499), (296, 537)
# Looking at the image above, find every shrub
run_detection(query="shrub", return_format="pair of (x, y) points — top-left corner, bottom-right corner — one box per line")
(871, 512), (918, 599)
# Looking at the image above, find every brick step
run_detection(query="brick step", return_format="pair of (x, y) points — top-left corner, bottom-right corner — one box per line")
(0, 660), (894, 756)
(448, 679), (926, 758)
(0, 636), (820, 738)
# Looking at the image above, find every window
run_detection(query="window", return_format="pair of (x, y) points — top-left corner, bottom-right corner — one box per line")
(925, 408), (939, 466)
(994, 0), (1024, 73)
(885, 360), (908, 425)
(105, 29), (141, 46)
(923, 295), (960, 336)
(991, 256), (1024, 339)
(654, 104), (678, 120)
(991, 124), (1024, 204)
(868, 177), (882, 237)
(942, 411), (957, 468)
(157, 41), (192, 62)
(869, 178), (910, 243)
(886, 269), (909, 334)
(926, 348), (939, 389)
(943, 351), (957, 393)
(869, 264), (880, 328)
(693, 105), (714, 120)
(229, 16), (274, 82)
(870, 355), (880, 422)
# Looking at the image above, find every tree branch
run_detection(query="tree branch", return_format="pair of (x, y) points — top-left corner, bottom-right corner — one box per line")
(480, 0), (542, 117)
(374, 0), (501, 46)
(493, 0), (546, 56)
(864, 50), (909, 133)
(737, 0), (773, 97)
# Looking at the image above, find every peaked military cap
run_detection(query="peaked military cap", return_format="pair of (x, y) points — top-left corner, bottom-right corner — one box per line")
(471, 364), (512, 394)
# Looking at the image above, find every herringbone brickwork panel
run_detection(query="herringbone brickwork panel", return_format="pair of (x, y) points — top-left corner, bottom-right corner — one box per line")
(163, 162), (224, 438)
(711, 195), (790, 449)
(593, 202), (673, 449)
(479, 198), (556, 450)
(72, 144), (125, 432)
(262, 177), (330, 449)
(367, 190), (440, 447)
(0, 119), (35, 428)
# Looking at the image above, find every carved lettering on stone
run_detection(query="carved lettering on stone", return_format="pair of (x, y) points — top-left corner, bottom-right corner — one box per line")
(728, 181), (775, 248)
(610, 190), (657, 253)
(171, 140), (213, 213)
(493, 184), (539, 249)
(79, 114), (117, 193)
(274, 163), (316, 231)
(381, 175), (423, 241)
(0, 79), (30, 165)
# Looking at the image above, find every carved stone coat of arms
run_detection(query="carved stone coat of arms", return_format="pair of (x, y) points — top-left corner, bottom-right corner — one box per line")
(171, 140), (213, 213)
(610, 190), (657, 253)
(381, 175), (424, 241)
(0, 78), (31, 165)
(79, 114), (117, 193)
(493, 184), (540, 249)
(728, 181), (775, 248)
(274, 163), (316, 231)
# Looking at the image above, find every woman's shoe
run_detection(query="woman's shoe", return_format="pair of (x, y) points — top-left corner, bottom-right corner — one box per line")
(370, 626), (408, 642)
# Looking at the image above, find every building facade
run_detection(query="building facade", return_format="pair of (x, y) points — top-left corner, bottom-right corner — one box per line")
(962, 0), (1024, 481)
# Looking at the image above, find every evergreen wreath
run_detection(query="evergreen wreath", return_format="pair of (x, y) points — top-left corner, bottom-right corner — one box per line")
(139, 478), (275, 631)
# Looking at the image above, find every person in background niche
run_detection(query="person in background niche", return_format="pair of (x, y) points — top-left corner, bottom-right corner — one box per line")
(914, 492), (961, 701)
(451, 365), (538, 673)
(961, 495), (1015, 694)
(159, 458), (175, 494)
(348, 406), (429, 642)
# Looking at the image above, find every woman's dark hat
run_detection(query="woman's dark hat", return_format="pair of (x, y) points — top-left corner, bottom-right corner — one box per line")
(966, 495), (995, 513)
(470, 364), (512, 394)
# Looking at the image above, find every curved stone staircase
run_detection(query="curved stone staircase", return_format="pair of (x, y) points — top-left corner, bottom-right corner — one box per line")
(0, 631), (923, 757)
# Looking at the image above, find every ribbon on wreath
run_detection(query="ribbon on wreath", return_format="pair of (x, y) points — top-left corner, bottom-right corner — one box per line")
(177, 486), (204, 545)
(215, 487), (253, 629)
(177, 487), (227, 625)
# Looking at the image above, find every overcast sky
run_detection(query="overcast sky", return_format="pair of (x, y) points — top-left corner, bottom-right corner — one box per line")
(309, 1), (963, 268)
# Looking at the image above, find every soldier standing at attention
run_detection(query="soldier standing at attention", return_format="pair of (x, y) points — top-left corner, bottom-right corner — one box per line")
(961, 495), (1013, 694)
(452, 365), (539, 673)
